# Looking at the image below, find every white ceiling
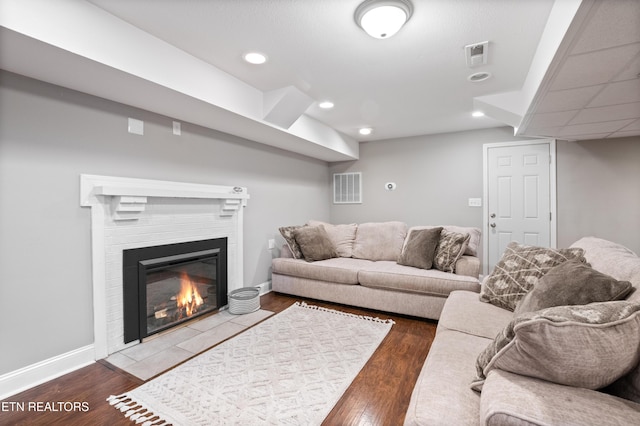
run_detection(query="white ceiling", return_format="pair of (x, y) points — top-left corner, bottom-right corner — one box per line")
(1, 0), (638, 161)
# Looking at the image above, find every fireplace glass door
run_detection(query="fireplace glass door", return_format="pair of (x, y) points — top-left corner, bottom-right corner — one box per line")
(123, 238), (228, 343)
(142, 249), (220, 336)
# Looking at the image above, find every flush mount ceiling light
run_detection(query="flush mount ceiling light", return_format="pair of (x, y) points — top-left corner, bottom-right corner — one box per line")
(355, 0), (413, 39)
(472, 111), (485, 117)
(359, 127), (373, 136)
(243, 52), (267, 64)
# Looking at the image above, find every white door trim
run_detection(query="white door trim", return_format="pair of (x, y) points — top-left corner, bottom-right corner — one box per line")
(482, 139), (557, 275)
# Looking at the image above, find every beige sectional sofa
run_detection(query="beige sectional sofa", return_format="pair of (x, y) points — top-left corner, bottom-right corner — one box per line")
(272, 221), (482, 320)
(405, 236), (640, 425)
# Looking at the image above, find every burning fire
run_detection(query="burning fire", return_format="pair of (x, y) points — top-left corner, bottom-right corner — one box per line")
(176, 272), (204, 317)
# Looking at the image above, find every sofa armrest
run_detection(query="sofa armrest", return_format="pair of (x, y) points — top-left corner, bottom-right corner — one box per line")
(480, 370), (640, 426)
(455, 255), (480, 278)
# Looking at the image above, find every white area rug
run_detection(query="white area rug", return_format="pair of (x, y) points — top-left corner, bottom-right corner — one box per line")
(108, 302), (394, 425)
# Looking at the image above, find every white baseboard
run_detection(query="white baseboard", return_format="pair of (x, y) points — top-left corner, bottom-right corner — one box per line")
(0, 345), (95, 400)
(256, 280), (272, 295)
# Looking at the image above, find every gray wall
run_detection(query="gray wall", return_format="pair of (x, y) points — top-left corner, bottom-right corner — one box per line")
(0, 71), (330, 375)
(557, 136), (640, 253)
(329, 126), (535, 229)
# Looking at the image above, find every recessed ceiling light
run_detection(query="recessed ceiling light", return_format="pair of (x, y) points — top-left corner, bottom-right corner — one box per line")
(472, 111), (485, 117)
(359, 127), (373, 136)
(467, 72), (492, 82)
(243, 52), (267, 65)
(319, 101), (335, 109)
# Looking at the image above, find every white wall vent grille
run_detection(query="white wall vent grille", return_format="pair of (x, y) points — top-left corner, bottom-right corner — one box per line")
(333, 172), (362, 204)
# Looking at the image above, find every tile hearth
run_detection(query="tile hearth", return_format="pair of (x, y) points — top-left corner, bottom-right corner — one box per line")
(105, 308), (273, 380)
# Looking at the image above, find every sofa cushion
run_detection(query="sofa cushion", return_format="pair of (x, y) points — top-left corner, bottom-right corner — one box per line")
(278, 225), (304, 259)
(480, 242), (587, 311)
(481, 370), (640, 426)
(406, 225), (482, 257)
(293, 225), (336, 261)
(515, 260), (633, 314)
(405, 328), (488, 426)
(455, 255), (481, 278)
(352, 221), (407, 261)
(433, 230), (470, 273)
(358, 261), (480, 297)
(271, 257), (371, 285)
(397, 227), (442, 270)
(571, 236), (640, 303)
(307, 220), (357, 258)
(471, 301), (640, 392)
(439, 291), (513, 339)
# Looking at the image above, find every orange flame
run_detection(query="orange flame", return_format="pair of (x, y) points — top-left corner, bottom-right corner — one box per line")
(176, 272), (204, 317)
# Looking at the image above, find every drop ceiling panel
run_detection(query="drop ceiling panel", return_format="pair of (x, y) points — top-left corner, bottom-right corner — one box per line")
(556, 119), (636, 137)
(569, 102), (640, 125)
(571, 0), (640, 54)
(549, 44), (640, 91)
(528, 110), (577, 128)
(535, 86), (603, 114)
(613, 53), (640, 82)
(588, 79), (640, 107)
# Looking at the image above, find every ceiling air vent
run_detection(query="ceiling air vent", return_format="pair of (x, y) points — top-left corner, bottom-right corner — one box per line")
(333, 172), (362, 204)
(465, 41), (488, 68)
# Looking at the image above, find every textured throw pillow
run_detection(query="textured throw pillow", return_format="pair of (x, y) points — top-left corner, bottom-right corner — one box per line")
(352, 221), (408, 261)
(481, 242), (587, 311)
(433, 230), (470, 273)
(307, 220), (357, 258)
(471, 301), (640, 392)
(397, 227), (443, 270)
(292, 225), (336, 262)
(515, 260), (633, 314)
(279, 225), (304, 259)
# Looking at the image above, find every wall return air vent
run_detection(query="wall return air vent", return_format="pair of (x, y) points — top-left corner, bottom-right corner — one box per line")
(333, 172), (362, 204)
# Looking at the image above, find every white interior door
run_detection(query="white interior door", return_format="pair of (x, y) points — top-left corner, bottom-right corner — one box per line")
(483, 140), (556, 275)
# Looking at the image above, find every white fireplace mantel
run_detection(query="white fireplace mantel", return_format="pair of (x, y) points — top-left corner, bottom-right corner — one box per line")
(80, 174), (249, 359)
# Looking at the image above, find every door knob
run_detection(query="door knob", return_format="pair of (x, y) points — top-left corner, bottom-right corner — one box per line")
(490, 213), (496, 218)
(490, 223), (496, 228)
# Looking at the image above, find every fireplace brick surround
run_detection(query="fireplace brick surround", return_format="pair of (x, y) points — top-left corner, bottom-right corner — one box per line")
(80, 175), (249, 359)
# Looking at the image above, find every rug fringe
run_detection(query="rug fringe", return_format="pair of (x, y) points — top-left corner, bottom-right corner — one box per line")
(295, 301), (395, 325)
(107, 394), (170, 425)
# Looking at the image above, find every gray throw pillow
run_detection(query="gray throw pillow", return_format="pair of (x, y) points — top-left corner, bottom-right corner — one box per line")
(397, 227), (443, 270)
(433, 230), (470, 273)
(515, 260), (633, 314)
(481, 242), (587, 311)
(279, 225), (304, 259)
(471, 301), (640, 392)
(293, 225), (336, 262)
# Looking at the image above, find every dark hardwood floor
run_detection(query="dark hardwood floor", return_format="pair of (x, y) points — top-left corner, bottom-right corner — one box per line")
(0, 292), (436, 425)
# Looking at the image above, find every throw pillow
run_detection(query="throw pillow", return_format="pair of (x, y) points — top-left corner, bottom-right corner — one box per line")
(307, 220), (357, 258)
(352, 221), (408, 261)
(471, 301), (640, 392)
(515, 260), (633, 314)
(480, 242), (587, 311)
(279, 225), (304, 259)
(293, 225), (336, 262)
(433, 230), (470, 273)
(397, 227), (443, 270)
